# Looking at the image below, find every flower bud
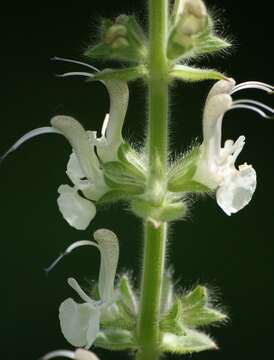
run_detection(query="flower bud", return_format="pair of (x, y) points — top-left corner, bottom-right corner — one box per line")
(85, 15), (147, 63)
(168, 0), (230, 61)
(176, 0), (207, 37)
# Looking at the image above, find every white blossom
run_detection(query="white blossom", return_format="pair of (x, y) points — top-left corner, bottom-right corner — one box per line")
(194, 78), (273, 215)
(59, 229), (119, 349)
(1, 76), (129, 229)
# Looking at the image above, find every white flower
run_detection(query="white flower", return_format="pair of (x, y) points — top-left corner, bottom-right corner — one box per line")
(1, 72), (129, 229)
(194, 78), (274, 215)
(41, 348), (99, 360)
(58, 229), (119, 349)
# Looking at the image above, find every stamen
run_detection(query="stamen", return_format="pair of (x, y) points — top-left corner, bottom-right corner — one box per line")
(230, 135), (245, 163)
(44, 240), (98, 274)
(233, 99), (274, 114)
(52, 56), (100, 72)
(56, 72), (94, 78)
(0, 127), (61, 164)
(40, 350), (75, 360)
(230, 104), (273, 119)
(101, 114), (110, 138)
(68, 277), (94, 304)
(231, 81), (274, 94)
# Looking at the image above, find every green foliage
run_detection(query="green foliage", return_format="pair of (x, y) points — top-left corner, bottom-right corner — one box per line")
(131, 197), (187, 223)
(160, 299), (186, 336)
(168, 146), (210, 193)
(161, 330), (217, 354)
(170, 64), (226, 82)
(159, 284), (227, 355)
(167, 14), (231, 61)
(92, 271), (226, 355)
(95, 328), (138, 351)
(180, 285), (227, 327)
(89, 66), (148, 82)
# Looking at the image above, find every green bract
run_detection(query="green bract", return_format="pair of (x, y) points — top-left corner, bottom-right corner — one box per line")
(85, 15), (147, 63)
(167, 1), (231, 62)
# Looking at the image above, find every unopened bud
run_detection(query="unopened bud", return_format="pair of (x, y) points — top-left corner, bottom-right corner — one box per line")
(175, 0), (207, 40)
(85, 15), (147, 62)
(104, 24), (128, 45)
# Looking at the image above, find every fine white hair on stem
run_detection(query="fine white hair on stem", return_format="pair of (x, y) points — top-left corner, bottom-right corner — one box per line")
(0, 127), (62, 164)
(40, 350), (75, 360)
(52, 56), (100, 72)
(45, 240), (98, 274)
(231, 81), (274, 94)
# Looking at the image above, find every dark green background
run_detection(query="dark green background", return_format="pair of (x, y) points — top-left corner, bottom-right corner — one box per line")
(1, 1), (273, 359)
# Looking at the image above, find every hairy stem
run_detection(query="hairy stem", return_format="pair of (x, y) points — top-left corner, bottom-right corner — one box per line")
(137, 0), (169, 359)
(137, 223), (167, 360)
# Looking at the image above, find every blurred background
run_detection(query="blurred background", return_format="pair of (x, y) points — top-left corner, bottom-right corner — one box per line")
(1, 1), (273, 359)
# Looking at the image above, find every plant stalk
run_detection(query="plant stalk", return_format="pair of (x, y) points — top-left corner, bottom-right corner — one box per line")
(137, 0), (169, 359)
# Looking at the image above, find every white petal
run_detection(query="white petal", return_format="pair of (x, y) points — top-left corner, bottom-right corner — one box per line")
(206, 78), (235, 100)
(59, 298), (100, 348)
(51, 116), (101, 179)
(67, 151), (87, 186)
(41, 350), (75, 360)
(93, 229), (119, 303)
(96, 81), (129, 162)
(75, 349), (100, 360)
(57, 185), (96, 230)
(216, 164), (257, 215)
(202, 94), (233, 157)
(66, 152), (107, 201)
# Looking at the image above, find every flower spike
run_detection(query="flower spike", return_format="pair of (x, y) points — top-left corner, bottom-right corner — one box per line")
(59, 229), (119, 349)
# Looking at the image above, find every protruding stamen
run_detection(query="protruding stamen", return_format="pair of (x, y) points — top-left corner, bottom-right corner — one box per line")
(233, 99), (274, 114)
(231, 81), (274, 94)
(44, 253), (65, 275)
(231, 104), (273, 119)
(52, 56), (100, 72)
(230, 135), (245, 163)
(40, 350), (75, 360)
(56, 72), (94, 78)
(44, 240), (98, 274)
(68, 277), (95, 304)
(0, 127), (61, 164)
(101, 114), (109, 138)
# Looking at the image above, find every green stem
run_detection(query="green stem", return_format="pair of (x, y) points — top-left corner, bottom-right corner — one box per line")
(137, 223), (167, 360)
(137, 1), (169, 359)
